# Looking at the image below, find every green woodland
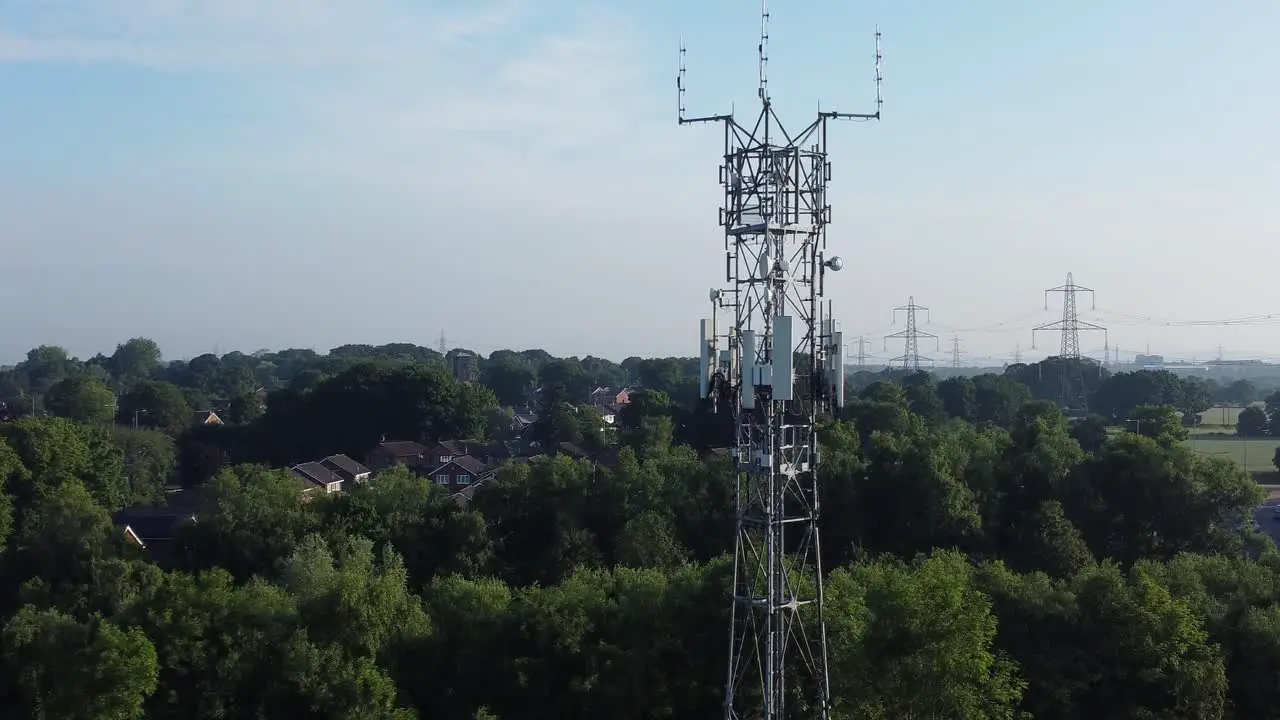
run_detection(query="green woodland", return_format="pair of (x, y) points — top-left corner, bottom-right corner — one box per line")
(2, 340), (1280, 718)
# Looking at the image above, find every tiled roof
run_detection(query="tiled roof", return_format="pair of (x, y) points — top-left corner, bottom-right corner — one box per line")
(430, 455), (489, 476)
(557, 441), (592, 460)
(292, 461), (343, 487)
(378, 441), (427, 457)
(320, 454), (370, 480)
(112, 508), (196, 541)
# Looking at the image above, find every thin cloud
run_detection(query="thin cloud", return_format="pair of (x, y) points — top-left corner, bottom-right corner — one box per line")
(0, 0), (697, 216)
(0, 0), (530, 69)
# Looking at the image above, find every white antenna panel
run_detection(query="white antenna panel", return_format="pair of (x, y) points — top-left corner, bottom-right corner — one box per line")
(831, 330), (845, 407)
(699, 318), (715, 399)
(773, 315), (794, 401)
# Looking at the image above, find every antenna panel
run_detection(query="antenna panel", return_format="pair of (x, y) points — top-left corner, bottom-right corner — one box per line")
(699, 318), (715, 399)
(831, 330), (845, 407)
(741, 329), (756, 409)
(773, 315), (794, 401)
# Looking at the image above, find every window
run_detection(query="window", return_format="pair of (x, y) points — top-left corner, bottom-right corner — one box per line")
(439, 455), (452, 464)
(436, 475), (450, 485)
(327, 482), (340, 493)
(456, 474), (472, 485)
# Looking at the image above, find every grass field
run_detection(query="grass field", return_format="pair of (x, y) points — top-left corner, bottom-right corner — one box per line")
(1184, 435), (1280, 477)
(1197, 406), (1245, 427)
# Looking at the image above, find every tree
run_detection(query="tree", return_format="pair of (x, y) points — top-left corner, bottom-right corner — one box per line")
(537, 360), (593, 403)
(972, 374), (1032, 428)
(1219, 379), (1258, 406)
(0, 418), (128, 515)
(976, 561), (1227, 719)
(615, 511), (686, 569)
(17, 345), (78, 395)
(1068, 414), (1110, 453)
(1126, 404), (1188, 445)
(185, 353), (225, 397)
(43, 375), (116, 424)
(279, 533), (430, 659)
(937, 376), (977, 422)
(825, 551), (1026, 718)
(1237, 406), (1269, 438)
(116, 380), (191, 435)
(109, 337), (162, 385)
(226, 391), (263, 424)
(177, 465), (317, 581)
(1063, 433), (1263, 565)
(479, 358), (536, 407)
(111, 426), (177, 506)
(1, 606), (159, 720)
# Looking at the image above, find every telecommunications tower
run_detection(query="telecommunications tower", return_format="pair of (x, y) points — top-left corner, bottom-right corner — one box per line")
(684, 2), (882, 717)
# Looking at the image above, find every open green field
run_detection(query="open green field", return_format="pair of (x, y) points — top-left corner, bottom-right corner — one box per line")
(1197, 406), (1244, 427)
(1184, 435), (1280, 477)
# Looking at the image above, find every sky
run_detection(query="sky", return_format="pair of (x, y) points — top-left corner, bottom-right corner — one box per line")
(2, 0), (1279, 367)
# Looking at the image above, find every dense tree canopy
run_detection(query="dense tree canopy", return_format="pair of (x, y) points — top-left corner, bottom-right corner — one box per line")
(2, 340), (1280, 717)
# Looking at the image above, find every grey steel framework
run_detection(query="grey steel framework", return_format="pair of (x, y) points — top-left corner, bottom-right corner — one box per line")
(1032, 272), (1107, 359)
(683, 3), (881, 718)
(884, 296), (938, 371)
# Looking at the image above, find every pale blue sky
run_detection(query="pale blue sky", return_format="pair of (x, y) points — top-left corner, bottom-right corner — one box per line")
(2, 0), (1278, 366)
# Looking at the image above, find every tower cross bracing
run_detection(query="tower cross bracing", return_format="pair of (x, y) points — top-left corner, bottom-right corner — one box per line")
(683, 4), (882, 717)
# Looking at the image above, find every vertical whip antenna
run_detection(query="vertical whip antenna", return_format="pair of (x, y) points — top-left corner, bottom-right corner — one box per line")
(874, 26), (884, 115)
(677, 37), (687, 123)
(758, 0), (770, 102)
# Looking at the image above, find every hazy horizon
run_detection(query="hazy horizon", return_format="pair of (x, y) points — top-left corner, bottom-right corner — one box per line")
(4, 1), (1278, 366)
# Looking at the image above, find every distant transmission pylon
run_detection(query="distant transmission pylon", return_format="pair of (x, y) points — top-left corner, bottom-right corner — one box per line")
(684, 1), (882, 716)
(1032, 272), (1107, 359)
(951, 335), (962, 368)
(856, 336), (868, 368)
(884, 297), (938, 371)
(438, 330), (448, 356)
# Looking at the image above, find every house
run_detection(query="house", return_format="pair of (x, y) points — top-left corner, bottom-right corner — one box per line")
(450, 472), (506, 508)
(113, 508), (197, 565)
(556, 441), (594, 461)
(423, 454), (496, 494)
(590, 386), (632, 409)
(511, 412), (538, 435)
(292, 461), (345, 495)
(192, 410), (223, 426)
(365, 440), (429, 472)
(320, 454), (372, 485)
(593, 404), (622, 425)
(424, 439), (511, 468)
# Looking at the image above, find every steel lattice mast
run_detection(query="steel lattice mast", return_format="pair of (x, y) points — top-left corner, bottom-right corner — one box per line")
(683, 3), (881, 718)
(1032, 272), (1107, 359)
(883, 297), (937, 371)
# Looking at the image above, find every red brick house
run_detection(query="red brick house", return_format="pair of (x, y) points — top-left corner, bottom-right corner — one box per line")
(424, 439), (501, 467)
(590, 386), (632, 409)
(192, 410), (223, 426)
(365, 440), (429, 472)
(423, 455), (495, 494)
